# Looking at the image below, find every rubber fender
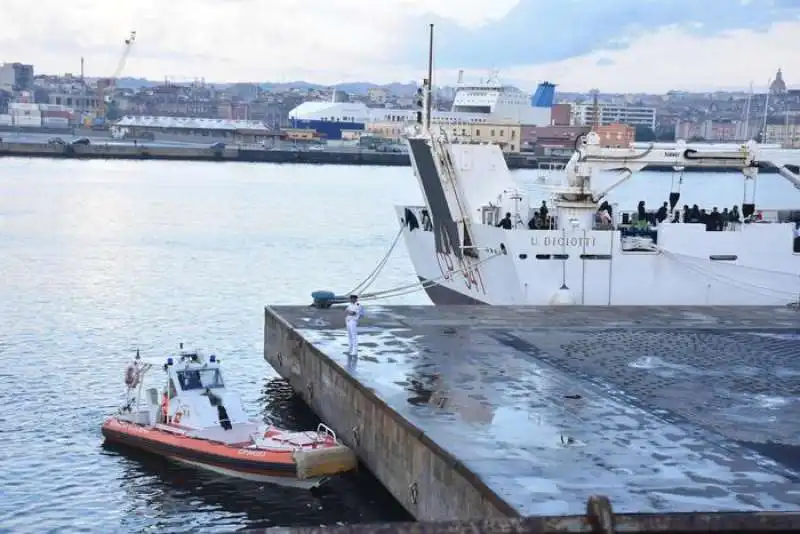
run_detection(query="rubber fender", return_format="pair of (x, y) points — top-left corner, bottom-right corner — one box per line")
(293, 445), (358, 480)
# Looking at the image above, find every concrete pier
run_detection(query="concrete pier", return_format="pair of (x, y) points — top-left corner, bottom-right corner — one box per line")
(264, 305), (800, 521)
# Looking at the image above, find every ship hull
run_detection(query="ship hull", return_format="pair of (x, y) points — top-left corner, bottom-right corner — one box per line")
(101, 417), (351, 489)
(419, 277), (488, 305)
(398, 206), (800, 307)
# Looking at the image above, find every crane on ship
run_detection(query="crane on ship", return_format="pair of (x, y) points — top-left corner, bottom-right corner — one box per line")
(89, 30), (137, 129)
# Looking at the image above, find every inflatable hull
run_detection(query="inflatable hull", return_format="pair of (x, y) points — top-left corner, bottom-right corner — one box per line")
(102, 417), (355, 489)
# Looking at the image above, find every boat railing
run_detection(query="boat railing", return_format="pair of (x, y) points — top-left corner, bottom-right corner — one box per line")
(316, 423), (337, 443)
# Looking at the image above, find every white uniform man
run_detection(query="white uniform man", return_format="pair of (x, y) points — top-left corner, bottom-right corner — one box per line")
(345, 294), (363, 356)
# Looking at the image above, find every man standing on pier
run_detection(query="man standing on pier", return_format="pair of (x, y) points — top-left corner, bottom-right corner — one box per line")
(345, 294), (363, 356)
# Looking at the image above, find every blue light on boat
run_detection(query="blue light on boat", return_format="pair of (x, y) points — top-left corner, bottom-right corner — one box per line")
(209, 355), (216, 362)
(167, 357), (174, 365)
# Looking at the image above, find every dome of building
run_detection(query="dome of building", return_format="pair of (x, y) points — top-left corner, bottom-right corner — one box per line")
(770, 68), (786, 95)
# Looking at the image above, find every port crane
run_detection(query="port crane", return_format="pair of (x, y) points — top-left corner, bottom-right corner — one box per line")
(90, 30), (136, 128)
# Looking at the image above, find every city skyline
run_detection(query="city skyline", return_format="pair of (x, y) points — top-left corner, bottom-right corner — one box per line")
(1, 0), (798, 93)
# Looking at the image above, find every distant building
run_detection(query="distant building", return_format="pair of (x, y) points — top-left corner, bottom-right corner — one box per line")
(367, 120), (524, 152)
(365, 121), (406, 141)
(452, 123), (523, 153)
(594, 124), (635, 148)
(770, 68), (786, 95)
(114, 115), (276, 143)
(0, 62), (34, 92)
(550, 103), (572, 126)
(367, 87), (389, 105)
(571, 103), (656, 129)
(331, 89), (349, 103)
(674, 119), (740, 142)
(218, 101), (251, 120)
(288, 101), (367, 140)
(521, 125), (590, 153)
(281, 128), (320, 141)
(765, 122), (800, 147)
(47, 92), (100, 114)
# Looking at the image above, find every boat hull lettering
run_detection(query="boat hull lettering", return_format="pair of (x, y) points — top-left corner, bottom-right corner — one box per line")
(531, 236), (597, 247)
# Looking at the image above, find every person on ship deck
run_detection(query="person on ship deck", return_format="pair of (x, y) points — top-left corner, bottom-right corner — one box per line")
(496, 212), (512, 229)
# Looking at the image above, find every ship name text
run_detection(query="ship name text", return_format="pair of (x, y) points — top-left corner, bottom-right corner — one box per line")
(531, 236), (597, 247)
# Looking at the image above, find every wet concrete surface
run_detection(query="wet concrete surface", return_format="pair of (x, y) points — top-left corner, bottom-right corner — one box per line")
(268, 305), (800, 516)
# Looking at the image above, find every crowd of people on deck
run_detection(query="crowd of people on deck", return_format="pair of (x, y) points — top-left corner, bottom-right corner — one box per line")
(411, 199), (798, 251)
(630, 201), (747, 231)
(522, 199), (748, 232)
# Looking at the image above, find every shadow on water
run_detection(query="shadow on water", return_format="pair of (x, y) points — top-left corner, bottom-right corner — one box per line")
(100, 377), (411, 532)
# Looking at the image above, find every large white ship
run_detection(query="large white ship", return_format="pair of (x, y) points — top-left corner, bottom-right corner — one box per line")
(288, 75), (554, 140)
(395, 28), (800, 307)
(399, 133), (800, 306)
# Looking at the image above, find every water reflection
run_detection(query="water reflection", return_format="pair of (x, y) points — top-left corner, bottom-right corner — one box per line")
(399, 347), (497, 425)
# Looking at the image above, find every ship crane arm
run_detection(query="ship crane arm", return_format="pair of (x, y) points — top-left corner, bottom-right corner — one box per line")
(566, 133), (768, 201)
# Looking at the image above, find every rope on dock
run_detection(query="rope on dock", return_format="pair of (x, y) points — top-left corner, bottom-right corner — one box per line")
(311, 229), (502, 307)
(345, 226), (405, 296)
(356, 252), (502, 302)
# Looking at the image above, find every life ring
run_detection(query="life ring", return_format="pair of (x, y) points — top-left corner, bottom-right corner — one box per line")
(173, 411), (182, 424)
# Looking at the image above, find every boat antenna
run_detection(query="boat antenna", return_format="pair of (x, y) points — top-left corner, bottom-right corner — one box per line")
(425, 23), (434, 132)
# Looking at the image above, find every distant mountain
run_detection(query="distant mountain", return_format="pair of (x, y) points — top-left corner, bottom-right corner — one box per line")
(112, 77), (161, 90)
(260, 80), (418, 96)
(104, 77), (419, 96)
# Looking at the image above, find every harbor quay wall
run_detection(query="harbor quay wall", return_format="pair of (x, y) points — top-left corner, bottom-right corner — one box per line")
(0, 141), (784, 172)
(263, 307), (516, 521)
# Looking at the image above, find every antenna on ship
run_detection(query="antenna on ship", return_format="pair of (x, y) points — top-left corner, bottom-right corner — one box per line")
(425, 23), (434, 132)
(414, 24), (435, 134)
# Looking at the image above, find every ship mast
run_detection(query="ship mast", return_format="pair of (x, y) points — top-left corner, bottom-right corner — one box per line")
(425, 23), (434, 132)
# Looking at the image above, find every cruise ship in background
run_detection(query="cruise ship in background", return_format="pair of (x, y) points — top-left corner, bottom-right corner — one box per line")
(288, 73), (556, 140)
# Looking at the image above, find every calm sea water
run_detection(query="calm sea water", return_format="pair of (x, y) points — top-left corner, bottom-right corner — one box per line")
(0, 157), (795, 533)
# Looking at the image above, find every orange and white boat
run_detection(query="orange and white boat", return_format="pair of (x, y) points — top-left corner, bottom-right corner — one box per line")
(102, 345), (357, 488)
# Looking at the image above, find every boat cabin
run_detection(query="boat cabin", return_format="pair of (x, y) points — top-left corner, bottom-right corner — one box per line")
(123, 348), (248, 433)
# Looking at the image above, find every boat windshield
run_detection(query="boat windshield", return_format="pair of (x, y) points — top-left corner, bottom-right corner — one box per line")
(177, 369), (224, 391)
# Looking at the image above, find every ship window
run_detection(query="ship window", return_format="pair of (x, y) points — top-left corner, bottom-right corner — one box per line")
(535, 254), (551, 259)
(177, 369), (224, 391)
(709, 255), (737, 261)
(552, 254), (569, 260)
(518, 253), (528, 259)
(580, 254), (612, 260)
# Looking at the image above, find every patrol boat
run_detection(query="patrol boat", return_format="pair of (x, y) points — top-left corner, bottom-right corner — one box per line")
(101, 346), (357, 488)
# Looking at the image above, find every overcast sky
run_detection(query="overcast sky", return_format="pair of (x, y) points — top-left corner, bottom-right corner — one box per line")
(1, 0), (798, 93)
